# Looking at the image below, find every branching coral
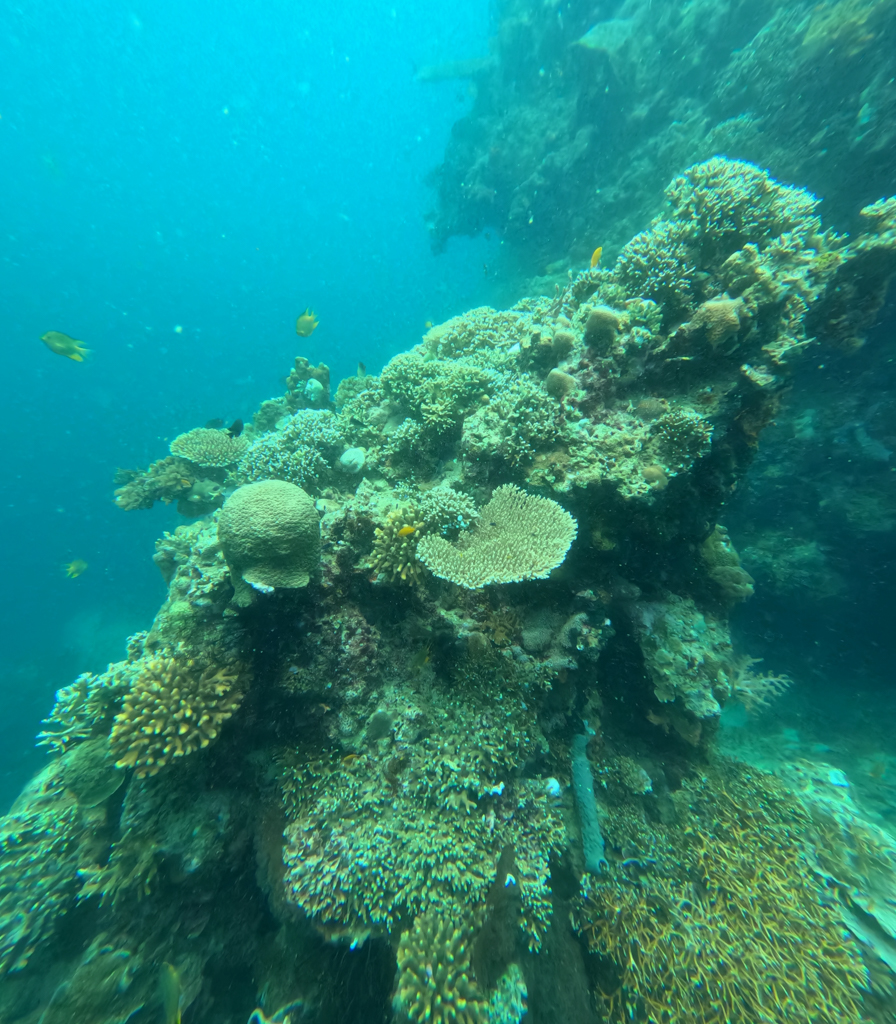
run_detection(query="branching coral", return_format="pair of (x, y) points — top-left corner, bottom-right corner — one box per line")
(237, 410), (346, 492)
(169, 427), (248, 468)
(572, 762), (868, 1024)
(109, 652), (248, 777)
(38, 645), (144, 754)
(417, 485), (576, 589)
(282, 721), (563, 950)
(113, 456), (194, 511)
(393, 908), (489, 1024)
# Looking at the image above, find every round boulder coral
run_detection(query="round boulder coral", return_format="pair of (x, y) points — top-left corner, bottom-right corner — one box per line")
(218, 480), (320, 605)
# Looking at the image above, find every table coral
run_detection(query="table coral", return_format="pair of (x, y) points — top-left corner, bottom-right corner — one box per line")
(169, 426), (248, 468)
(416, 485), (576, 589)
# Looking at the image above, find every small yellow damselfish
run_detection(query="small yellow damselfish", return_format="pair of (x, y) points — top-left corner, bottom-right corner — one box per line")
(590, 246), (603, 268)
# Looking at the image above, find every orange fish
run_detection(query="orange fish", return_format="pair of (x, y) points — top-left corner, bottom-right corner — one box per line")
(590, 246), (603, 268)
(295, 308), (319, 337)
(397, 525), (417, 537)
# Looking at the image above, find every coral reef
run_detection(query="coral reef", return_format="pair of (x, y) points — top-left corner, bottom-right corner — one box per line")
(8, 157), (896, 1024)
(427, 0), (896, 273)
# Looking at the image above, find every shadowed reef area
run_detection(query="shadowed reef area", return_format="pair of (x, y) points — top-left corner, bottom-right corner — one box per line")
(427, 0), (896, 280)
(3, 155), (896, 1023)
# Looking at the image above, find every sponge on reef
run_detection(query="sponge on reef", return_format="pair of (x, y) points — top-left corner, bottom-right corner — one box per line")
(218, 480), (320, 605)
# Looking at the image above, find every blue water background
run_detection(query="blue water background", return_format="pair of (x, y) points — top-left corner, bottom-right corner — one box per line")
(0, 0), (499, 807)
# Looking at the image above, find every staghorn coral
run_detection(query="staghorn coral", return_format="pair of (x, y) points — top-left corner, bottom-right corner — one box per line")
(169, 427), (248, 468)
(218, 480), (320, 605)
(417, 485), (576, 589)
(109, 651), (247, 777)
(572, 761), (868, 1024)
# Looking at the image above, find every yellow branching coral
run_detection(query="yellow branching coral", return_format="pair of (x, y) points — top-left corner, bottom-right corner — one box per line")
(416, 484), (576, 589)
(169, 427), (247, 468)
(109, 653), (247, 777)
(572, 762), (868, 1024)
(393, 908), (488, 1024)
(368, 510), (428, 584)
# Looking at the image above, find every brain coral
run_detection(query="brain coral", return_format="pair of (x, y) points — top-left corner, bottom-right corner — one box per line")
(416, 484), (576, 589)
(109, 653), (247, 777)
(169, 427), (247, 467)
(218, 480), (320, 605)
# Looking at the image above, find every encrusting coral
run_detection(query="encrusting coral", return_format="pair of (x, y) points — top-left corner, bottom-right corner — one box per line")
(416, 484), (577, 589)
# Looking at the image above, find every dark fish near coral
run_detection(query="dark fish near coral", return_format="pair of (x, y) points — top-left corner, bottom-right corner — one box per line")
(63, 559), (88, 578)
(357, 361), (366, 378)
(295, 308), (319, 337)
(41, 330), (89, 362)
(227, 419), (244, 438)
(159, 962), (182, 1024)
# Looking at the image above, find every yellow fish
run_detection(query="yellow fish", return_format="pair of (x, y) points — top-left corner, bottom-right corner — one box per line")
(159, 962), (182, 1024)
(41, 330), (89, 362)
(295, 308), (319, 337)
(590, 246), (603, 268)
(397, 525), (416, 537)
(63, 559), (88, 578)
